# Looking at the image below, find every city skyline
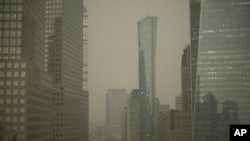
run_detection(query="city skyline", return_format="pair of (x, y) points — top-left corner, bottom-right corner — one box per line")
(85, 0), (190, 125)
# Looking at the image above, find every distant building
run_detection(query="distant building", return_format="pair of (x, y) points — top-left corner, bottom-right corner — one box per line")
(159, 104), (170, 113)
(157, 110), (191, 141)
(106, 89), (128, 141)
(175, 95), (182, 111)
(89, 123), (107, 141)
(127, 89), (141, 141)
(0, 1), (53, 140)
(138, 16), (158, 141)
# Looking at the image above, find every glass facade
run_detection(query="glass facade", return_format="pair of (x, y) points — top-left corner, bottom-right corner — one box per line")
(138, 16), (157, 141)
(194, 0), (250, 140)
(45, 0), (88, 141)
(83, 6), (88, 92)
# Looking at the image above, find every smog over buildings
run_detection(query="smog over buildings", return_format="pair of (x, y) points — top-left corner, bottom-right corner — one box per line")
(0, 0), (250, 141)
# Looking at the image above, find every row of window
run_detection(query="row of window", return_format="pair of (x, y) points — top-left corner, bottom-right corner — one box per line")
(0, 55), (21, 59)
(0, 21), (22, 29)
(0, 0), (23, 4)
(0, 62), (26, 68)
(1, 107), (25, 113)
(0, 116), (25, 122)
(0, 38), (21, 46)
(0, 30), (22, 37)
(2, 125), (25, 131)
(0, 4), (22, 12)
(0, 13), (22, 20)
(0, 89), (25, 95)
(0, 71), (26, 77)
(0, 98), (25, 104)
(0, 80), (26, 86)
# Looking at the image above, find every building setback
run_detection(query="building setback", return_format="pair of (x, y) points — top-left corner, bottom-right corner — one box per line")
(194, 0), (250, 140)
(45, 0), (88, 140)
(0, 0), (53, 140)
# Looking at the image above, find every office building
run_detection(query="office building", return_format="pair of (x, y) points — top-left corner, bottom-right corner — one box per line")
(157, 110), (191, 141)
(175, 95), (182, 111)
(126, 89), (142, 141)
(189, 0), (200, 115)
(0, 0), (53, 140)
(194, 0), (250, 140)
(83, 5), (88, 91)
(106, 89), (128, 141)
(45, 0), (88, 140)
(158, 104), (170, 113)
(138, 16), (157, 141)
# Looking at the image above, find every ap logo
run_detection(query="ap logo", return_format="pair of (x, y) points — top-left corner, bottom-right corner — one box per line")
(230, 125), (250, 141)
(234, 129), (247, 136)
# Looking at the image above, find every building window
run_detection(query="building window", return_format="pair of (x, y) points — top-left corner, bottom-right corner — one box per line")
(7, 63), (12, 68)
(13, 80), (18, 86)
(20, 89), (25, 95)
(7, 72), (11, 77)
(0, 80), (4, 86)
(14, 72), (19, 77)
(0, 63), (4, 68)
(0, 72), (4, 77)
(20, 80), (25, 86)
(21, 71), (25, 77)
(20, 107), (25, 113)
(13, 107), (18, 113)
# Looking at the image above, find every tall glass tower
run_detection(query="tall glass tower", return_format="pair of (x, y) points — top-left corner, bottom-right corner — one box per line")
(194, 0), (250, 140)
(138, 16), (157, 141)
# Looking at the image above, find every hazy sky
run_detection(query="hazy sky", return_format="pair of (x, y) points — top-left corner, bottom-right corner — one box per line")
(85, 0), (190, 124)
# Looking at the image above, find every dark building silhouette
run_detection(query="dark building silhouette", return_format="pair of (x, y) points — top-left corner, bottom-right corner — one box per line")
(195, 93), (239, 141)
(189, 0), (200, 116)
(0, 0), (53, 140)
(126, 89), (150, 141)
(181, 45), (197, 112)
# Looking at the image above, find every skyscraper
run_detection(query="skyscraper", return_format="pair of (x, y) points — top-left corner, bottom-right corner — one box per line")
(189, 0), (200, 115)
(106, 89), (128, 141)
(127, 89), (141, 141)
(83, 5), (88, 92)
(45, 0), (88, 140)
(0, 0), (53, 140)
(194, 0), (250, 140)
(138, 16), (157, 141)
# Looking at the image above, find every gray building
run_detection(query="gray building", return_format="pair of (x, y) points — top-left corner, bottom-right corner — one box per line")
(175, 95), (183, 112)
(138, 16), (157, 141)
(189, 0), (200, 116)
(106, 89), (128, 141)
(45, 0), (88, 140)
(194, 0), (250, 140)
(0, 0), (53, 140)
(126, 89), (141, 141)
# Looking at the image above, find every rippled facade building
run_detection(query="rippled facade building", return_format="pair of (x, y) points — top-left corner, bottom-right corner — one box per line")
(194, 0), (250, 140)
